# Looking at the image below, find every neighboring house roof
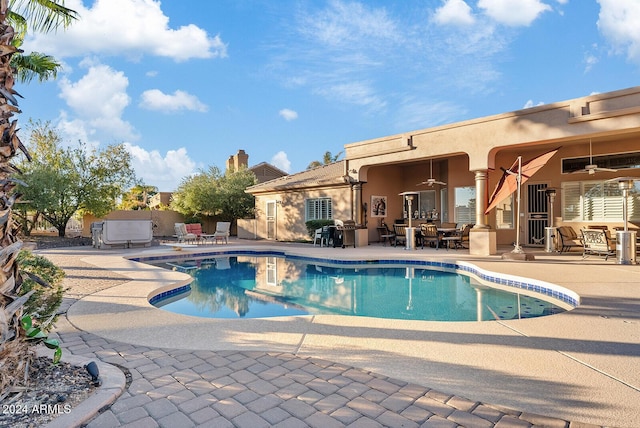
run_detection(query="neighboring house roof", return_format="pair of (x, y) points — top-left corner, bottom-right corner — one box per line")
(249, 162), (289, 183)
(246, 161), (348, 193)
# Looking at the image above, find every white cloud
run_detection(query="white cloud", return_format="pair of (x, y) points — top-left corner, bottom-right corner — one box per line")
(478, 0), (552, 26)
(124, 144), (197, 191)
(272, 1), (401, 111)
(139, 89), (208, 113)
(584, 52), (599, 73)
(395, 98), (465, 131)
(523, 100), (545, 109)
(23, 0), (227, 62)
(314, 81), (386, 112)
(279, 108), (298, 121)
(271, 151), (291, 173)
(597, 0), (640, 64)
(434, 0), (476, 26)
(300, 0), (399, 48)
(58, 62), (138, 140)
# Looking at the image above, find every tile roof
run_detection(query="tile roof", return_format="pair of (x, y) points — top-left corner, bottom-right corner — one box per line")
(246, 161), (347, 193)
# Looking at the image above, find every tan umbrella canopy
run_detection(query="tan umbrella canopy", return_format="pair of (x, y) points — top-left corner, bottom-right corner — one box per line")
(486, 148), (559, 215)
(486, 148), (559, 254)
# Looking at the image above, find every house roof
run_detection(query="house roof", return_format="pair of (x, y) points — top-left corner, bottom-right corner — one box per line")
(249, 162), (289, 183)
(246, 161), (347, 193)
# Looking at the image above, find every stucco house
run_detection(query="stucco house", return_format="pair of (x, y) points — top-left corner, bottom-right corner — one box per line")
(246, 86), (640, 255)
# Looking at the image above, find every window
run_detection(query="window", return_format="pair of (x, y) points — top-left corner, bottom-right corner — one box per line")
(454, 187), (476, 223)
(562, 180), (640, 221)
(562, 151), (640, 174)
(401, 191), (436, 219)
(305, 198), (333, 221)
(418, 190), (436, 218)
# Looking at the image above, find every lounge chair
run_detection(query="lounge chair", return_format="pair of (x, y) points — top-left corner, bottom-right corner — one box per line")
(174, 223), (198, 243)
(557, 226), (582, 252)
(212, 221), (231, 244)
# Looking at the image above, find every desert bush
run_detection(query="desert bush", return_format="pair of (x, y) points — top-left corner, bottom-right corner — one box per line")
(16, 250), (65, 329)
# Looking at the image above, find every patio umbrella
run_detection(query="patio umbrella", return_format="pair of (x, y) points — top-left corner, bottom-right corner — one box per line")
(486, 148), (559, 254)
(485, 148), (559, 215)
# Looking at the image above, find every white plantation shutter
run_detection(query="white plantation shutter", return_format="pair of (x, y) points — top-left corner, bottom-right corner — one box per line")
(562, 180), (639, 222)
(305, 198), (333, 221)
(562, 182), (581, 221)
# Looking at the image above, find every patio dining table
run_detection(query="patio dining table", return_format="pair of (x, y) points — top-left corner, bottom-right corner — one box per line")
(437, 227), (460, 249)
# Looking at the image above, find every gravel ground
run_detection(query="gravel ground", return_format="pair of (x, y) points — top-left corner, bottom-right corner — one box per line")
(0, 357), (96, 428)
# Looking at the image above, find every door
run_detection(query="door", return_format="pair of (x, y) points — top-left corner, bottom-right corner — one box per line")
(266, 201), (276, 240)
(526, 183), (548, 246)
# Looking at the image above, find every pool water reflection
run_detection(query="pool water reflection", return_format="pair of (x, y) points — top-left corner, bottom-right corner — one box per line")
(150, 255), (566, 321)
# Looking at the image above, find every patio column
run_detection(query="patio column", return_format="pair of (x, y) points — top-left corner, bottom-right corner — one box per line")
(352, 182), (363, 224)
(470, 169), (497, 255)
(473, 169), (489, 229)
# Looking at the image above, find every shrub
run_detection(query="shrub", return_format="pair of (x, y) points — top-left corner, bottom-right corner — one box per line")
(16, 250), (65, 329)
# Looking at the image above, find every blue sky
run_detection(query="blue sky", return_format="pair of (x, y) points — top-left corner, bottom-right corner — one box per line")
(18, 0), (640, 191)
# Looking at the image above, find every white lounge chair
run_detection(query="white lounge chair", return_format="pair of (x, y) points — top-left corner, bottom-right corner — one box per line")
(213, 221), (231, 244)
(174, 223), (198, 243)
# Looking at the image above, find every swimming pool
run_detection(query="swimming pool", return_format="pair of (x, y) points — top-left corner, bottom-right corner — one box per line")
(146, 252), (576, 321)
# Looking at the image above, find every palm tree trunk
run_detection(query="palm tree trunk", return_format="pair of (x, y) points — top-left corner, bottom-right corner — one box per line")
(0, 0), (32, 394)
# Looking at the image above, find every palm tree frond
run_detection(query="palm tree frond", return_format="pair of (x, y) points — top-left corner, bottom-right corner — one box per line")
(11, 51), (60, 83)
(9, 0), (78, 34)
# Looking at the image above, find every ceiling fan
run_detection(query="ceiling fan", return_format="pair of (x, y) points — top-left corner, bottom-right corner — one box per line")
(417, 159), (447, 186)
(574, 139), (617, 175)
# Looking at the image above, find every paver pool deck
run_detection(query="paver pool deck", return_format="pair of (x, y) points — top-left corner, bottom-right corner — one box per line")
(39, 239), (639, 427)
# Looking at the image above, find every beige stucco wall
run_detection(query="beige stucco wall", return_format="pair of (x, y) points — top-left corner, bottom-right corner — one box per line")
(253, 185), (352, 241)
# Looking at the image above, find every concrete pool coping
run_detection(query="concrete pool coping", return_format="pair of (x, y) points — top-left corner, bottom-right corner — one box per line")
(61, 241), (640, 427)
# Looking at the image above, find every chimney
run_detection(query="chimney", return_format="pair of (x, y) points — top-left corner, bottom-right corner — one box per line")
(227, 150), (249, 172)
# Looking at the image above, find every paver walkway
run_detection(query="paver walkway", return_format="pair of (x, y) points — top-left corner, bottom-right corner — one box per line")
(44, 248), (599, 428)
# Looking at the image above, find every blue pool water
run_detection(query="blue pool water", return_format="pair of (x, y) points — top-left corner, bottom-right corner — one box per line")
(147, 254), (569, 321)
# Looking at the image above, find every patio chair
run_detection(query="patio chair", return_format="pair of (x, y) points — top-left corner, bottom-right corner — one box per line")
(376, 222), (395, 246)
(213, 221), (231, 244)
(556, 226), (582, 252)
(313, 227), (330, 247)
(420, 223), (440, 249)
(393, 224), (407, 247)
(582, 229), (616, 260)
(442, 224), (471, 250)
(174, 223), (198, 243)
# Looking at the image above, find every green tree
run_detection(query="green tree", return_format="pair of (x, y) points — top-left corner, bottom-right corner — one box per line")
(119, 184), (158, 210)
(16, 121), (138, 236)
(307, 150), (343, 169)
(171, 166), (257, 222)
